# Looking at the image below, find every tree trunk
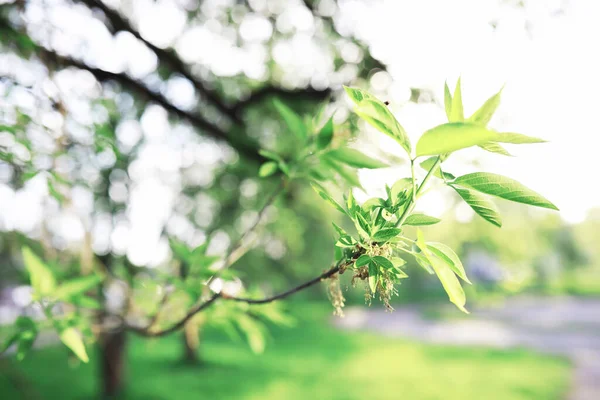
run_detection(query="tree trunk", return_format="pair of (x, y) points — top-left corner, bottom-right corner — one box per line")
(100, 329), (127, 399)
(182, 320), (200, 364)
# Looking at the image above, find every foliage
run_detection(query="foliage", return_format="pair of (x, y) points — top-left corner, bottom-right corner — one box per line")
(1, 79), (558, 364)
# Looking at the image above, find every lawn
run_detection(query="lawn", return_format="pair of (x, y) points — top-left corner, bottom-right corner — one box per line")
(0, 303), (571, 400)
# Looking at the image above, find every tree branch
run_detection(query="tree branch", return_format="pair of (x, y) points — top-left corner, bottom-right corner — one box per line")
(232, 86), (332, 117)
(219, 179), (286, 271)
(128, 262), (345, 337)
(38, 48), (265, 163)
(74, 0), (240, 123)
(225, 263), (343, 304)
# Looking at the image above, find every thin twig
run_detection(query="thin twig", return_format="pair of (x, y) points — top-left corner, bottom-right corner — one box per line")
(128, 262), (345, 337)
(220, 179), (286, 271)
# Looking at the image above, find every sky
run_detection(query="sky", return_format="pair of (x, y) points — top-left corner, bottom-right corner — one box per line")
(339, 0), (600, 223)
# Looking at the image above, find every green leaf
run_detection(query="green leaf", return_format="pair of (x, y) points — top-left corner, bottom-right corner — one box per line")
(494, 132), (546, 144)
(236, 314), (267, 354)
(371, 228), (402, 243)
(419, 157), (456, 180)
(273, 98), (306, 140)
(316, 117), (334, 149)
(390, 257), (407, 269)
(453, 172), (558, 210)
(478, 142), (512, 156)
(1, 331), (21, 354)
(258, 161), (278, 178)
(372, 256), (395, 270)
(346, 190), (359, 215)
(22, 247), (55, 297)
(59, 327), (89, 363)
(53, 275), (102, 301)
(310, 183), (347, 215)
(443, 81), (452, 120)
(322, 158), (363, 189)
(416, 123), (501, 157)
(468, 86), (503, 126)
(362, 197), (387, 211)
(416, 230), (468, 313)
(71, 295), (103, 310)
(427, 242), (471, 284)
(355, 255), (371, 267)
(326, 148), (388, 169)
(344, 86), (411, 154)
(452, 187), (502, 227)
(368, 262), (379, 293)
(404, 213), (441, 226)
(344, 86), (374, 103)
(170, 239), (191, 261)
(355, 212), (371, 237)
(390, 178), (413, 202)
(449, 77), (464, 122)
(259, 149), (283, 162)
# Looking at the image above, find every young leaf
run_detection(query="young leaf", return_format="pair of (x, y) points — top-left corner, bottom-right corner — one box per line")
(344, 86), (412, 154)
(371, 228), (402, 243)
(326, 148), (389, 169)
(258, 161), (278, 178)
(419, 157), (456, 180)
(390, 178), (413, 202)
(322, 158), (363, 189)
(468, 86), (503, 126)
(452, 187), (502, 227)
(316, 117), (334, 149)
(235, 314), (267, 354)
(22, 247), (55, 297)
(355, 255), (371, 267)
(346, 190), (359, 215)
(59, 327), (89, 363)
(426, 242), (471, 284)
(53, 275), (103, 301)
(404, 213), (441, 226)
(390, 257), (407, 269)
(311, 183), (347, 215)
(478, 142), (512, 156)
(453, 172), (558, 210)
(416, 123), (501, 157)
(494, 132), (546, 144)
(372, 256), (395, 270)
(259, 149), (283, 162)
(414, 252), (434, 274)
(443, 81), (452, 120)
(415, 230), (468, 313)
(344, 86), (374, 103)
(273, 99), (306, 140)
(355, 212), (372, 237)
(362, 197), (387, 211)
(331, 222), (349, 237)
(368, 262), (379, 293)
(449, 77), (464, 122)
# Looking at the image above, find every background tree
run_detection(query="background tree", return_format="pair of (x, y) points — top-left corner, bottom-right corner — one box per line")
(0, 1), (561, 398)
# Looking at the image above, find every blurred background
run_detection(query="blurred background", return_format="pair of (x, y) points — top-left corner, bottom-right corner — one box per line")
(0, 0), (599, 399)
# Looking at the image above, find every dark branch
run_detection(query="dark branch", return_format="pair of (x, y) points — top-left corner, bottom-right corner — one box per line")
(226, 264), (342, 304)
(128, 293), (222, 337)
(39, 49), (264, 163)
(232, 86), (332, 117)
(74, 0), (240, 123)
(128, 262), (344, 337)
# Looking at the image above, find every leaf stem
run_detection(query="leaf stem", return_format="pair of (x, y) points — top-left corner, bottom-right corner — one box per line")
(394, 156), (441, 228)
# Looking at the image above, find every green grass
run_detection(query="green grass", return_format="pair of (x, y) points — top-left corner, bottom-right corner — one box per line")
(0, 303), (570, 400)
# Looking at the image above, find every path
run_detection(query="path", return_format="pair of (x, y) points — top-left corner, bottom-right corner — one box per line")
(333, 296), (600, 400)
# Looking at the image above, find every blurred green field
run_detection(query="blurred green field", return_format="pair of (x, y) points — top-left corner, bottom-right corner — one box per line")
(0, 304), (570, 400)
